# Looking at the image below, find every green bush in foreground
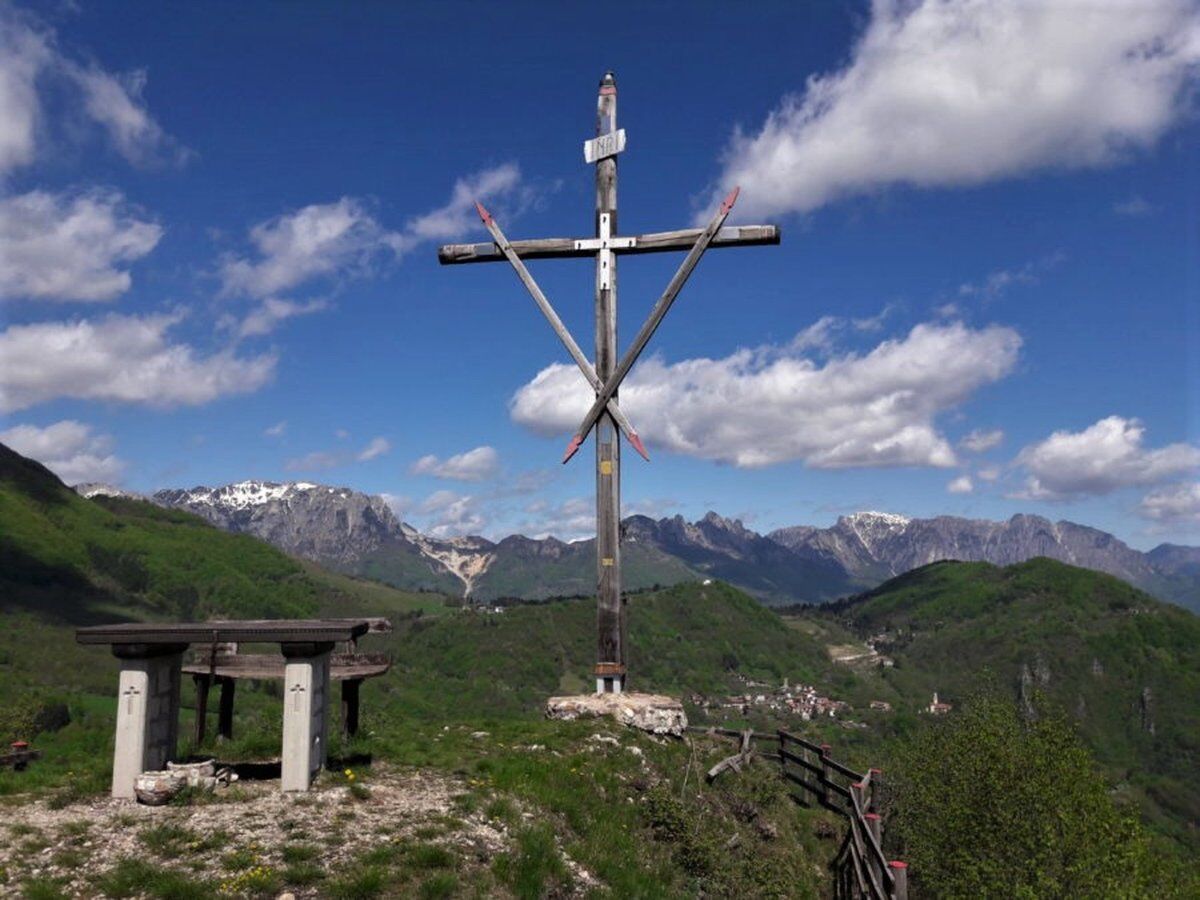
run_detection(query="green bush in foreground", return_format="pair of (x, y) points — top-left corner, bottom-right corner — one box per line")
(891, 694), (1191, 898)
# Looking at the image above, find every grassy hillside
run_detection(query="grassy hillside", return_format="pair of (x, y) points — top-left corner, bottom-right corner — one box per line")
(0, 443), (444, 626)
(371, 580), (838, 721)
(821, 558), (1200, 848)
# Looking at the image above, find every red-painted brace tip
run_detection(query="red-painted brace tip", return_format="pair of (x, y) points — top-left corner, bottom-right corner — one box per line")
(889, 861), (909, 870)
(561, 434), (584, 464)
(474, 201), (492, 225)
(719, 186), (740, 215)
(629, 432), (650, 462)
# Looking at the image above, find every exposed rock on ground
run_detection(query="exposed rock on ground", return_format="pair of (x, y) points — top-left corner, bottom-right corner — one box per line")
(0, 764), (597, 897)
(545, 692), (687, 736)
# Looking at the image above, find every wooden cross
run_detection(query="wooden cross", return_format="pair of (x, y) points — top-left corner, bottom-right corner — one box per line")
(438, 72), (779, 693)
(122, 684), (141, 714)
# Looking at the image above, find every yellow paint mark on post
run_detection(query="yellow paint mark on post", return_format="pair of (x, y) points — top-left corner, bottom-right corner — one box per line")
(600, 460), (613, 475)
(601, 557), (615, 566)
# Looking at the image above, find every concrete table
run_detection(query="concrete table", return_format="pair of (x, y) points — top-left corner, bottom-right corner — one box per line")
(76, 619), (369, 797)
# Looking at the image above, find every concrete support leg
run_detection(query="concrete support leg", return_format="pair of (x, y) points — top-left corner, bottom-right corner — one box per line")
(217, 677), (235, 741)
(341, 679), (361, 740)
(281, 643), (332, 792)
(110, 644), (186, 799)
(192, 674), (211, 746)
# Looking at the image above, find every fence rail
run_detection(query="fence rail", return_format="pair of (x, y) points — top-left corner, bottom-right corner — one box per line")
(687, 726), (908, 900)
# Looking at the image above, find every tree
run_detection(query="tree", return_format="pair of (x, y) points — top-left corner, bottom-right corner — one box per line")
(890, 694), (1185, 898)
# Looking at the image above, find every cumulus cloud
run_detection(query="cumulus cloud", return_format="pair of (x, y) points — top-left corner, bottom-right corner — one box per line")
(411, 445), (500, 482)
(519, 496), (595, 541)
(219, 198), (401, 300)
(0, 312), (276, 412)
(221, 297), (329, 338)
(219, 165), (528, 302)
(947, 474), (974, 494)
(357, 437), (391, 462)
(511, 320), (1021, 469)
(395, 163), (526, 250)
(709, 0), (1200, 220)
(960, 428), (1004, 453)
(0, 189), (162, 302)
(1015, 416), (1200, 500)
(1138, 482), (1200, 525)
(1114, 195), (1154, 217)
(0, 419), (123, 484)
(957, 253), (1064, 302)
(0, 5), (185, 178)
(284, 435), (391, 471)
(418, 490), (487, 538)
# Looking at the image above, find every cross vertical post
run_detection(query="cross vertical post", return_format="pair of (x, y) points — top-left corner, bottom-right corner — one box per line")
(437, 72), (779, 696)
(593, 72), (624, 693)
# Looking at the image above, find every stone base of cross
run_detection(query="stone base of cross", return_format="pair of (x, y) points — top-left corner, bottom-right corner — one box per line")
(439, 72), (779, 693)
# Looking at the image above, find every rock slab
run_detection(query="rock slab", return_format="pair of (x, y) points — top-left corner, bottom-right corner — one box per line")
(545, 692), (687, 736)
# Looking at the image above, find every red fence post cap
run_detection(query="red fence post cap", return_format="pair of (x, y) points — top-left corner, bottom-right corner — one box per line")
(865, 812), (881, 820)
(889, 861), (908, 869)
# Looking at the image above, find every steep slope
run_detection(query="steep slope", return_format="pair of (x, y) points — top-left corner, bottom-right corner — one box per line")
(624, 512), (854, 604)
(0, 443), (441, 625)
(154, 482), (465, 596)
(821, 558), (1200, 846)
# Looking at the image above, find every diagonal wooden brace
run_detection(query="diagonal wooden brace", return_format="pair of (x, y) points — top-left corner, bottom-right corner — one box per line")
(562, 186), (739, 463)
(475, 202), (649, 461)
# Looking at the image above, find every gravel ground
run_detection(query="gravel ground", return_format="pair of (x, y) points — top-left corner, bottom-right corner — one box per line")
(0, 763), (569, 898)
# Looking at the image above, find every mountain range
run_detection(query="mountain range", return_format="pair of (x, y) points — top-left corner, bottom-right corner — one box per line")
(72, 476), (1198, 612)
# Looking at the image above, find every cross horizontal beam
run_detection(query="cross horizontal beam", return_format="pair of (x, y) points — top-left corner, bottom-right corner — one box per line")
(437, 224), (780, 265)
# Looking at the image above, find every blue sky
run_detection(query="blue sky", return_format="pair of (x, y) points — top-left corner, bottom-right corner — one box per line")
(1, 0), (1198, 549)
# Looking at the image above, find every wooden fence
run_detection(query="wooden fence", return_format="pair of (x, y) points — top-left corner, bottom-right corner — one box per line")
(688, 726), (909, 900)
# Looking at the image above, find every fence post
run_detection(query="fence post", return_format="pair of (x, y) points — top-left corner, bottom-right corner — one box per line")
(888, 861), (908, 900)
(851, 780), (867, 813)
(865, 812), (883, 891)
(820, 743), (832, 807)
(869, 766), (882, 812)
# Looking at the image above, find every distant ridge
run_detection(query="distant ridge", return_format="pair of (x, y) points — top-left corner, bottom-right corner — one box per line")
(77, 478), (1200, 611)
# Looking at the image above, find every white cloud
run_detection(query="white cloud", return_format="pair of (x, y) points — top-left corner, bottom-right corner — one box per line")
(264, 420), (287, 438)
(511, 320), (1021, 469)
(283, 450), (341, 472)
(411, 445), (500, 481)
(0, 312), (276, 412)
(977, 466), (1001, 482)
(284, 435), (391, 470)
(947, 474), (974, 494)
(1138, 482), (1200, 524)
(0, 419), (123, 484)
(396, 163), (525, 249)
(958, 253), (1064, 302)
(70, 65), (188, 167)
(0, 5), (185, 178)
(960, 428), (1004, 453)
(219, 198), (401, 300)
(1114, 195), (1153, 216)
(222, 297), (329, 338)
(219, 165), (529, 301)
(1015, 416), (1200, 500)
(418, 489), (487, 538)
(0, 189), (162, 302)
(357, 437), (391, 462)
(519, 496), (595, 542)
(709, 0), (1200, 220)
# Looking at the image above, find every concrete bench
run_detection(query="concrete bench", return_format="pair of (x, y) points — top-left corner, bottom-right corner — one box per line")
(76, 619), (383, 797)
(182, 619), (391, 744)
